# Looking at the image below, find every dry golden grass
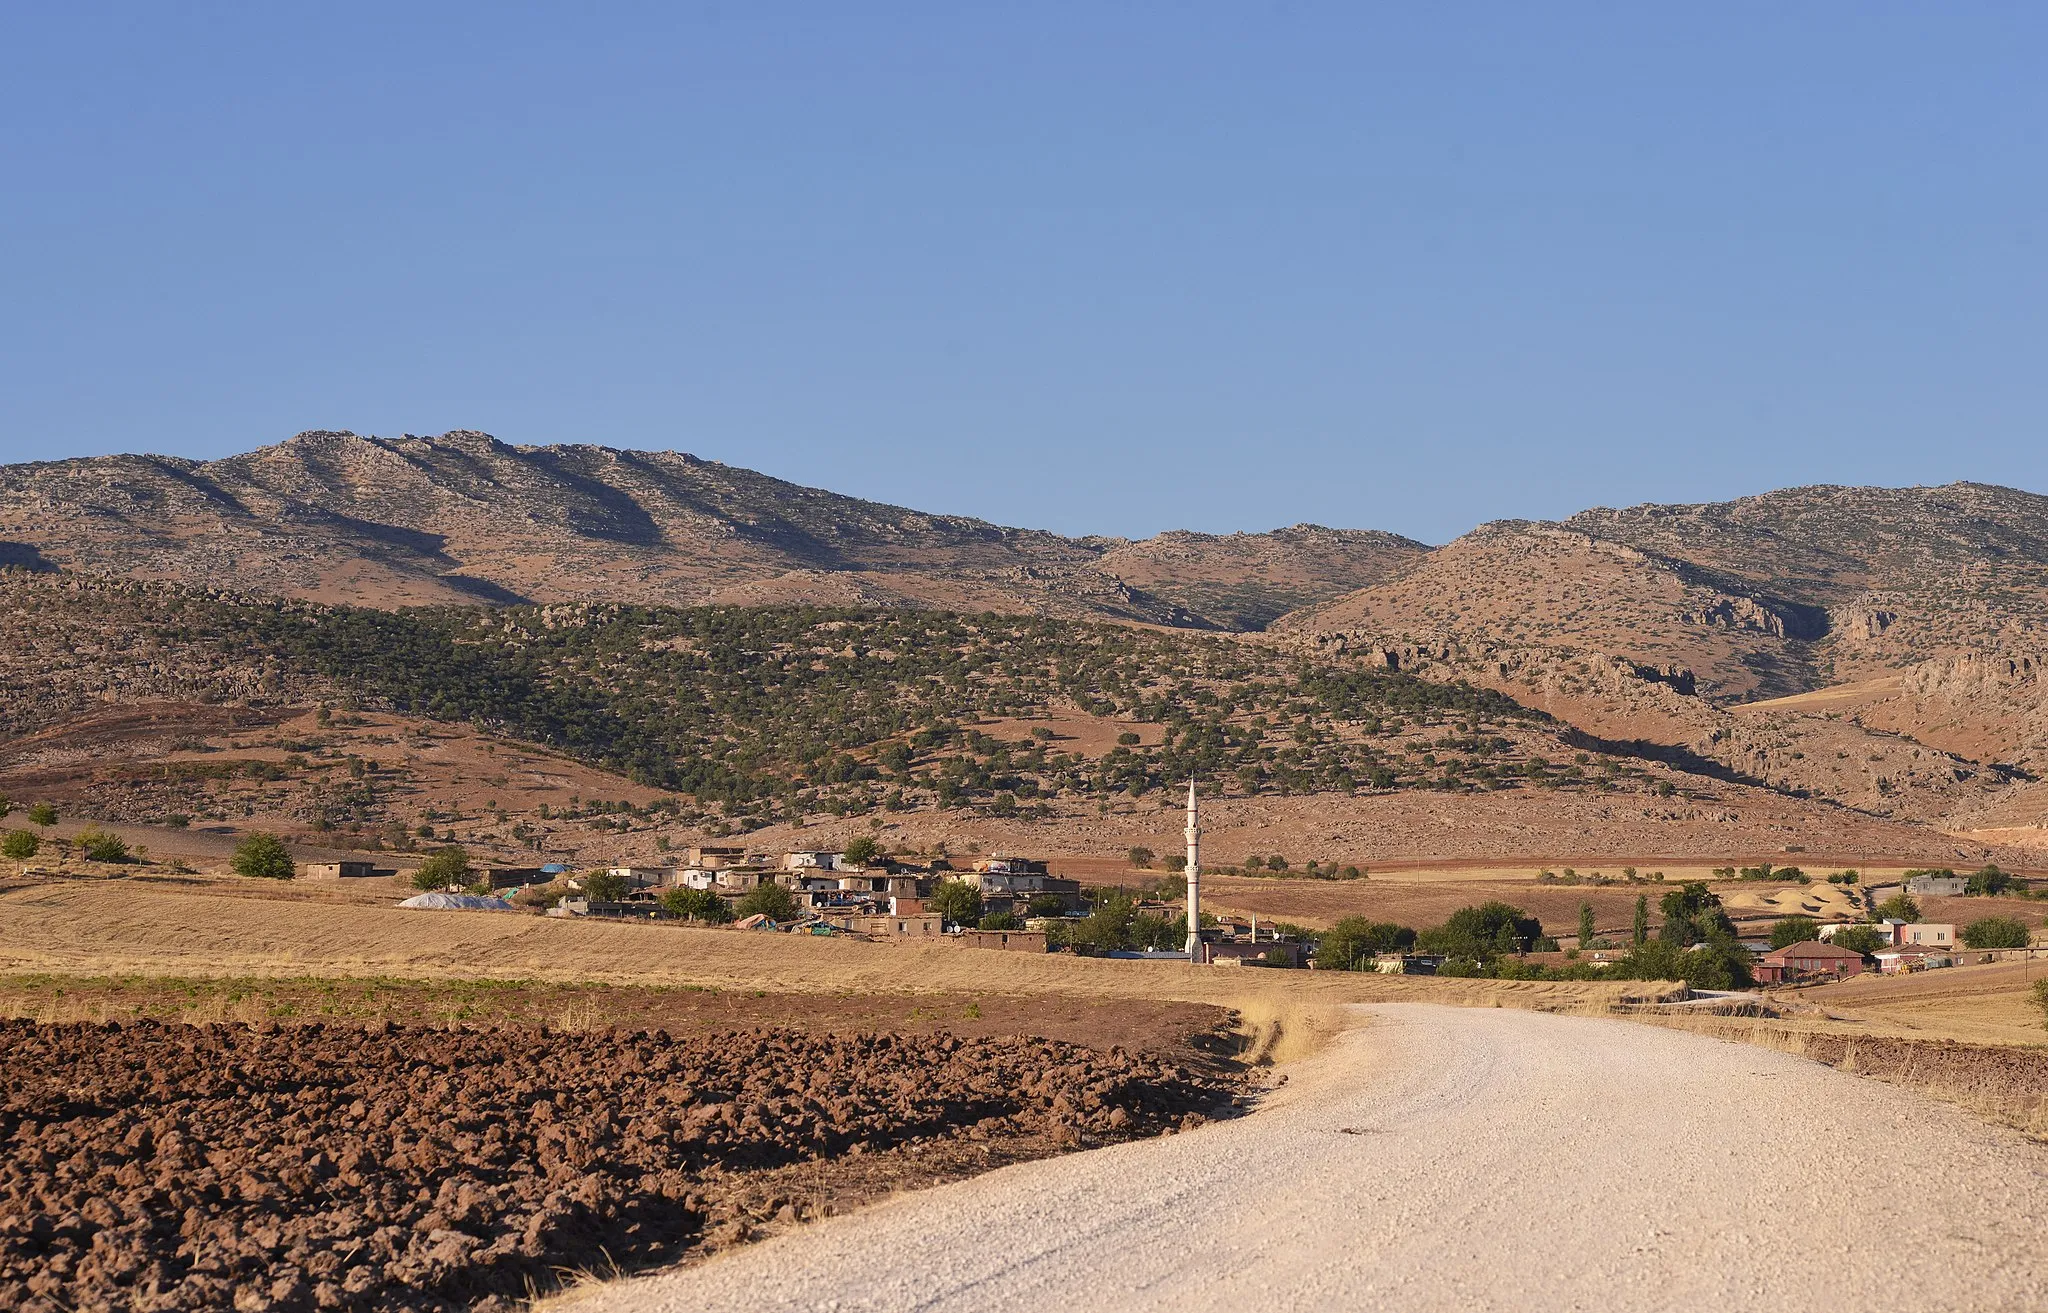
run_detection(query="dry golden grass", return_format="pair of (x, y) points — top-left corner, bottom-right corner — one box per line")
(1794, 958), (2048, 1047)
(1625, 1011), (2048, 1138)
(0, 878), (1648, 1026)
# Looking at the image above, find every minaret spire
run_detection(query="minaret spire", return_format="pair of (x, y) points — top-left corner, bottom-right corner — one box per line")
(1184, 779), (1202, 962)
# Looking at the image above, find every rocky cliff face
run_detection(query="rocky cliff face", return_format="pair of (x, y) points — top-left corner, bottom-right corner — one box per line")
(1270, 484), (2048, 833)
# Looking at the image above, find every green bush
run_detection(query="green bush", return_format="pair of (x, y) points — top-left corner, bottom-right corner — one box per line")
(660, 887), (734, 923)
(1026, 893), (1069, 919)
(1, 830), (39, 860)
(928, 878), (983, 927)
(2034, 980), (2048, 1034)
(1827, 925), (1888, 956)
(1768, 916), (1821, 949)
(1966, 865), (2013, 897)
(411, 847), (472, 892)
(1961, 917), (2030, 950)
(978, 911), (1024, 931)
(26, 804), (56, 827)
(75, 827), (131, 863)
(1126, 846), (1155, 869)
(582, 870), (629, 902)
(841, 834), (883, 866)
(1315, 917), (1415, 970)
(230, 832), (295, 880)
(1874, 893), (1921, 922)
(735, 882), (799, 921)
(1418, 902), (1542, 964)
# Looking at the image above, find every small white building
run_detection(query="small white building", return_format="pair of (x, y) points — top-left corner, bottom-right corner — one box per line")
(783, 850), (842, 871)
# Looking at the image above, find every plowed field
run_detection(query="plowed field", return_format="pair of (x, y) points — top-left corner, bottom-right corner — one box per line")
(0, 1019), (1236, 1312)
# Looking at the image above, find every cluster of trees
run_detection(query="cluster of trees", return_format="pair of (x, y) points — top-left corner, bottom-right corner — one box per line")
(1303, 886), (1756, 988)
(0, 800), (61, 861)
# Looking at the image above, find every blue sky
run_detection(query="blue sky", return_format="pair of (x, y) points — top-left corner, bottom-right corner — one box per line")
(2, 3), (2043, 544)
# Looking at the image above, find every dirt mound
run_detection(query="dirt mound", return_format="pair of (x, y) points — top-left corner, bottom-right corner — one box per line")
(0, 1018), (1233, 1312)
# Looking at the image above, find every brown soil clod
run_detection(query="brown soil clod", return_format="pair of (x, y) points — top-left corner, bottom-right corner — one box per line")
(0, 1017), (1238, 1312)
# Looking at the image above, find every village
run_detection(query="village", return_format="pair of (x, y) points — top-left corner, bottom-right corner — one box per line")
(299, 829), (2033, 985)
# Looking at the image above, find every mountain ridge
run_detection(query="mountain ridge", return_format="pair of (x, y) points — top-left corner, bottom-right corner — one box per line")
(0, 429), (1427, 629)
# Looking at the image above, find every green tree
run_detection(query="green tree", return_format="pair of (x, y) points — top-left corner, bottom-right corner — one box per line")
(75, 827), (130, 862)
(736, 881), (799, 921)
(1419, 902), (1542, 964)
(1026, 893), (1069, 918)
(1613, 936), (1753, 989)
(26, 804), (56, 827)
(230, 832), (294, 881)
(928, 878), (984, 927)
(411, 846), (472, 892)
(1126, 846), (1156, 869)
(1067, 894), (1140, 953)
(1658, 883), (1735, 947)
(979, 911), (1024, 931)
(1769, 916), (1822, 949)
(1966, 865), (2013, 896)
(1828, 925), (1888, 956)
(1874, 893), (1921, 922)
(1, 830), (40, 860)
(1633, 894), (1649, 947)
(2034, 979), (2048, 1034)
(660, 887), (734, 923)
(1577, 902), (1596, 949)
(1962, 917), (2031, 949)
(583, 870), (630, 902)
(1315, 917), (1415, 970)
(842, 834), (883, 866)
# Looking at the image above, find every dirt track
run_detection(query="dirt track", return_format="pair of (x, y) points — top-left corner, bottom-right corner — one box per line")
(577, 1004), (2048, 1313)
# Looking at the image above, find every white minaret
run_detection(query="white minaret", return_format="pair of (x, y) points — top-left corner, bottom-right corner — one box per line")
(1183, 779), (1203, 961)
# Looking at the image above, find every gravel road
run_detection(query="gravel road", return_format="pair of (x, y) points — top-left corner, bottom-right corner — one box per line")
(575, 1004), (2048, 1312)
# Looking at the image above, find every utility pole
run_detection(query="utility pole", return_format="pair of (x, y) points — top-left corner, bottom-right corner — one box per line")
(1183, 780), (1202, 962)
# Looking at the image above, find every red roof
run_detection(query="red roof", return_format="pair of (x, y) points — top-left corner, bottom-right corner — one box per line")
(1763, 940), (1865, 963)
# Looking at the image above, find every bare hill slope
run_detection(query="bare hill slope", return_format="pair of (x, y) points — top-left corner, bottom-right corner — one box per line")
(0, 431), (1415, 630)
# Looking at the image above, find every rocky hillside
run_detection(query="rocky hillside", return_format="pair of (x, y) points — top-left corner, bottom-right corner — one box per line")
(1273, 483), (2048, 838)
(0, 430), (1417, 630)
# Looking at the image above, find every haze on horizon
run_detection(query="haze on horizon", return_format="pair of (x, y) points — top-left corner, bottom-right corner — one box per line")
(3, 4), (2045, 545)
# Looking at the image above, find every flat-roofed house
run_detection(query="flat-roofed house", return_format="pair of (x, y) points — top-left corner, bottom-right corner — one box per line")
(300, 861), (375, 880)
(606, 866), (673, 890)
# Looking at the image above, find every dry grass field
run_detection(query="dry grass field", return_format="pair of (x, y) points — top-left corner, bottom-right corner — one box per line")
(0, 875), (1651, 1027)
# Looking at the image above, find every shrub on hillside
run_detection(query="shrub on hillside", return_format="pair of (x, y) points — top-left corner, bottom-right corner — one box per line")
(1, 830), (39, 861)
(75, 827), (131, 863)
(26, 804), (56, 827)
(230, 833), (294, 881)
